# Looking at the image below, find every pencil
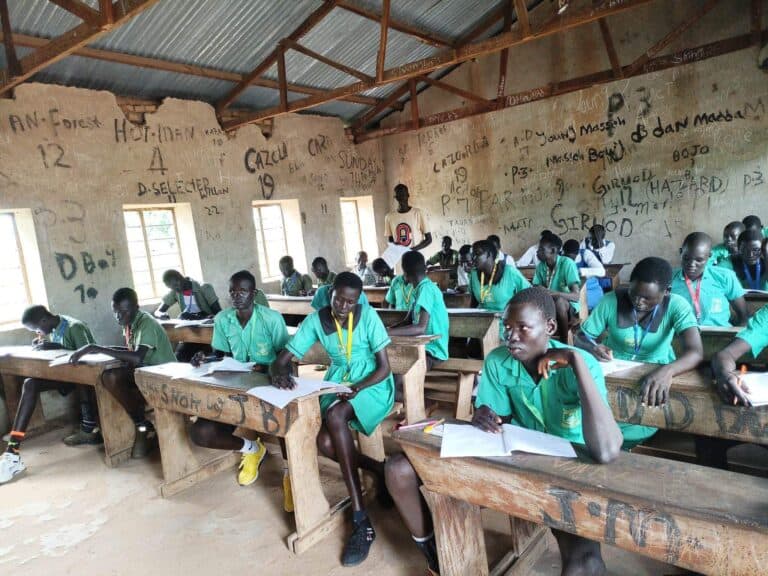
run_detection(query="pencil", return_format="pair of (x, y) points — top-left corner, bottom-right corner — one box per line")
(735, 364), (747, 405)
(423, 418), (445, 434)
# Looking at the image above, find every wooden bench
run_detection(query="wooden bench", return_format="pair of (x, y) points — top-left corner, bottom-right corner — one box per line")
(428, 358), (483, 421)
(605, 363), (768, 446)
(265, 294), (314, 317)
(362, 286), (388, 306)
(160, 320), (214, 346)
(518, 263), (628, 291)
(0, 347), (133, 467)
(443, 291), (471, 308)
(745, 292), (768, 315)
(427, 268), (454, 291)
(393, 424), (768, 576)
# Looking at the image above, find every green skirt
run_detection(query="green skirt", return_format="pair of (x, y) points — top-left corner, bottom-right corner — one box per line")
(319, 375), (395, 436)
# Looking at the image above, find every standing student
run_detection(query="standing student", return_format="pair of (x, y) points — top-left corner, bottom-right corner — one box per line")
(718, 229), (766, 290)
(353, 251), (377, 286)
(562, 239), (604, 312)
(516, 230), (552, 267)
(710, 221), (745, 267)
(671, 232), (747, 327)
(0, 306), (100, 484)
(469, 240), (530, 313)
(575, 257), (703, 446)
(271, 272), (394, 566)
(426, 235), (459, 270)
(533, 234), (581, 342)
(69, 288), (176, 458)
(311, 256), (337, 289)
(455, 244), (472, 292)
(487, 234), (515, 266)
(280, 256), (313, 296)
(189, 270), (289, 496)
(383, 183), (432, 251)
(371, 258), (394, 286)
(580, 224), (616, 263)
(385, 288), (623, 575)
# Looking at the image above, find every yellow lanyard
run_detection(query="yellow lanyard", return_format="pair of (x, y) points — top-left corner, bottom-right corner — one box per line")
(333, 311), (354, 380)
(402, 284), (414, 306)
(479, 261), (498, 304)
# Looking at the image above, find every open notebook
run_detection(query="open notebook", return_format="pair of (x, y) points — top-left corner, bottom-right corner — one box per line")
(599, 358), (644, 376)
(247, 377), (352, 409)
(49, 352), (117, 367)
(440, 423), (576, 459)
(740, 372), (768, 406)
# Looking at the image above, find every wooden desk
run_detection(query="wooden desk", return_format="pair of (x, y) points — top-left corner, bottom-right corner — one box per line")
(136, 363), (347, 554)
(0, 347), (133, 467)
(745, 292), (768, 315)
(518, 263), (628, 290)
(442, 291), (471, 308)
(670, 325), (768, 363)
(265, 295), (314, 316)
(393, 426), (768, 576)
(160, 320), (214, 345)
(605, 363), (768, 446)
(362, 286), (388, 306)
(377, 308), (500, 358)
(427, 268), (454, 291)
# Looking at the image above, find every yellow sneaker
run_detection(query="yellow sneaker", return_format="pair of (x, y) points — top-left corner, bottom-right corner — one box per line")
(282, 470), (294, 513)
(237, 439), (266, 486)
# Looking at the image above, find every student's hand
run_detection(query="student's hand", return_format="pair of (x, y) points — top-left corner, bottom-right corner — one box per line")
(69, 344), (94, 365)
(639, 365), (672, 407)
(190, 351), (207, 367)
(472, 405), (503, 434)
(271, 374), (297, 390)
(537, 348), (576, 379)
(714, 372), (752, 407)
(337, 389), (358, 401)
(33, 341), (63, 351)
(251, 364), (268, 374)
(593, 345), (614, 362)
(298, 290), (308, 297)
(179, 312), (193, 320)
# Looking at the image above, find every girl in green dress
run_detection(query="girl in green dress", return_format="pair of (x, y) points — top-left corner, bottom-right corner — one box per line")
(271, 272), (394, 567)
(469, 239), (531, 312)
(532, 232), (581, 342)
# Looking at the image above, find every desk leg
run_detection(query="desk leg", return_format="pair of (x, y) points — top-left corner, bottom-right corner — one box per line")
(421, 486), (489, 576)
(481, 325), (500, 359)
(0, 373), (46, 435)
(403, 347), (427, 425)
(93, 383), (135, 467)
(286, 397), (342, 555)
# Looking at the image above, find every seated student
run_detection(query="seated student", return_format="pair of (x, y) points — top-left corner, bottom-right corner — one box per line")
(426, 235), (459, 270)
(310, 256), (336, 290)
(311, 283), (369, 310)
(384, 268), (411, 311)
(487, 234), (515, 266)
(469, 240), (530, 313)
(710, 221), (745, 267)
(516, 229), (552, 267)
(455, 244), (473, 292)
(671, 232), (747, 327)
(575, 257), (703, 446)
(533, 233), (581, 342)
(353, 251), (377, 286)
(189, 271), (292, 504)
(280, 256), (313, 296)
(371, 258), (394, 287)
(579, 224), (615, 264)
(742, 214), (767, 238)
(271, 272), (394, 566)
(385, 288), (623, 575)
(717, 229), (766, 290)
(0, 306), (101, 484)
(562, 239), (604, 312)
(68, 288), (176, 458)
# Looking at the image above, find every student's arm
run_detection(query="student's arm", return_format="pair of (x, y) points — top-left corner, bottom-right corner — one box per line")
(33, 339), (64, 351)
(472, 354), (514, 433)
(640, 326), (703, 407)
(70, 343), (148, 366)
(388, 309), (428, 336)
(581, 250), (606, 277)
(341, 349), (391, 399)
(711, 338), (752, 406)
(574, 298), (613, 361)
(551, 281), (580, 302)
(730, 297), (748, 326)
(190, 349), (226, 367)
(271, 348), (297, 389)
(601, 241), (615, 264)
(537, 348), (622, 463)
(153, 303), (171, 318)
(411, 232), (432, 251)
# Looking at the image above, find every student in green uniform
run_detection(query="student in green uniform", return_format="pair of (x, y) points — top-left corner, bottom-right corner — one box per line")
(371, 258), (394, 287)
(532, 232), (581, 342)
(469, 239), (530, 312)
(455, 244), (473, 292)
(384, 271), (411, 310)
(385, 287), (623, 575)
(280, 256), (313, 296)
(710, 221), (744, 266)
(189, 270), (289, 495)
(575, 257), (703, 445)
(718, 229), (766, 290)
(742, 214), (766, 237)
(311, 283), (369, 310)
(311, 256), (336, 289)
(0, 306), (101, 484)
(671, 232), (747, 327)
(271, 272), (394, 567)
(69, 287), (176, 458)
(387, 251), (449, 397)
(426, 235), (459, 270)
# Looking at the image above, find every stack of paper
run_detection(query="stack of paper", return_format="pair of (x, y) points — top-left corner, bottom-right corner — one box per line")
(440, 423), (576, 459)
(203, 357), (255, 375)
(247, 377), (352, 409)
(381, 243), (411, 268)
(599, 358), (645, 376)
(740, 372), (768, 406)
(49, 352), (116, 367)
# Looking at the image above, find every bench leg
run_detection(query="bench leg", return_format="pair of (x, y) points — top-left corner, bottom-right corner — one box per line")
(455, 372), (474, 421)
(92, 383), (134, 467)
(421, 486), (489, 576)
(357, 425), (385, 495)
(403, 359), (427, 425)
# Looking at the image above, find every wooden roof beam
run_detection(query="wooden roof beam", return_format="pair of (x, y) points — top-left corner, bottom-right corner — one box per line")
(99, 0), (114, 24)
(753, 0), (763, 46)
(513, 0), (530, 37)
(47, 0), (101, 25)
(350, 81), (411, 131)
(421, 76), (492, 106)
(598, 18), (622, 78)
(497, 1), (514, 97)
(377, 0), (390, 82)
(0, 0), (20, 77)
(284, 38), (373, 82)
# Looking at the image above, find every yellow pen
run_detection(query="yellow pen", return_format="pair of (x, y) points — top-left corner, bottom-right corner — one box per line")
(423, 418), (445, 434)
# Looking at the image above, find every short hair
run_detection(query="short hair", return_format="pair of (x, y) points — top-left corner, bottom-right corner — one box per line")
(162, 269), (183, 283)
(724, 221), (745, 233)
(333, 271), (363, 293)
(357, 251), (368, 259)
(507, 287), (556, 322)
(682, 232), (712, 250)
(539, 229), (553, 238)
(279, 255), (293, 265)
(230, 269), (256, 289)
(371, 258), (389, 274)
(21, 305), (49, 326)
(394, 183), (409, 195)
(539, 232), (562, 251)
(738, 228), (763, 246)
(562, 239), (580, 254)
(742, 215), (762, 229)
(442, 235), (452, 244)
(472, 239), (498, 260)
(458, 244), (472, 257)
(589, 224), (605, 236)
(112, 287), (138, 305)
(402, 250), (426, 274)
(487, 234), (501, 248)
(311, 257), (327, 268)
(629, 257), (673, 287)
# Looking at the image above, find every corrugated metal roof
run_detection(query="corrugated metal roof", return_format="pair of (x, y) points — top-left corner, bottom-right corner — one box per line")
(4, 0), (522, 122)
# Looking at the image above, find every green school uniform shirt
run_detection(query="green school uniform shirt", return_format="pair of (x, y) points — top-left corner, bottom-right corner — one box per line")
(286, 304), (395, 436)
(427, 249), (459, 269)
(411, 277), (449, 361)
(50, 314), (95, 350)
(715, 257), (768, 289)
(282, 271), (313, 296)
(469, 264), (530, 312)
(475, 340), (608, 444)
(670, 266), (745, 327)
(311, 285), (369, 310)
(254, 289), (269, 308)
(385, 275), (412, 310)
(709, 243), (730, 266)
(211, 305), (288, 364)
(533, 255), (581, 312)
(161, 279), (219, 315)
(124, 310), (176, 366)
(735, 304), (768, 357)
(317, 272), (337, 287)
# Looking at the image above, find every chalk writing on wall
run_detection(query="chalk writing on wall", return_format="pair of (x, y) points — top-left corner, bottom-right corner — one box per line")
(54, 248), (117, 303)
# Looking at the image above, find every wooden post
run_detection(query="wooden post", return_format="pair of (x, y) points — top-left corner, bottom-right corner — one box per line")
(377, 0), (390, 82)
(277, 43), (288, 112)
(0, 0), (20, 77)
(409, 77), (419, 130)
(597, 18), (622, 78)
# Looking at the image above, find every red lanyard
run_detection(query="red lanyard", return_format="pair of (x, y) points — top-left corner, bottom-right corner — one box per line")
(684, 277), (701, 320)
(124, 326), (133, 349)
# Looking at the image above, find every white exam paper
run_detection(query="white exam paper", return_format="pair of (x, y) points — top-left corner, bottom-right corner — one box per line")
(49, 352), (116, 367)
(599, 358), (645, 376)
(381, 243), (411, 268)
(204, 357), (255, 375)
(440, 423), (576, 459)
(247, 377), (352, 409)
(740, 372), (768, 406)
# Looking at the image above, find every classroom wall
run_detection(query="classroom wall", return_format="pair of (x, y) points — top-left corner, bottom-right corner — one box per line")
(0, 84), (387, 346)
(380, 0), (768, 271)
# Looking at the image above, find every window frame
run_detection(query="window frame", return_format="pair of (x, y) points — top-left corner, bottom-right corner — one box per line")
(0, 212), (34, 326)
(252, 202), (289, 282)
(340, 198), (365, 268)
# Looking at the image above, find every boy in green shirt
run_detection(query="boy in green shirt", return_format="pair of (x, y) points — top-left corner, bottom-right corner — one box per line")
(69, 287), (176, 459)
(385, 287), (623, 575)
(371, 258), (394, 287)
(311, 256), (336, 288)
(532, 233), (581, 342)
(311, 284), (369, 310)
(469, 239), (530, 312)
(0, 306), (100, 484)
(279, 255), (313, 296)
(384, 273), (412, 310)
(710, 221), (744, 267)
(671, 232), (747, 327)
(426, 235), (459, 270)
